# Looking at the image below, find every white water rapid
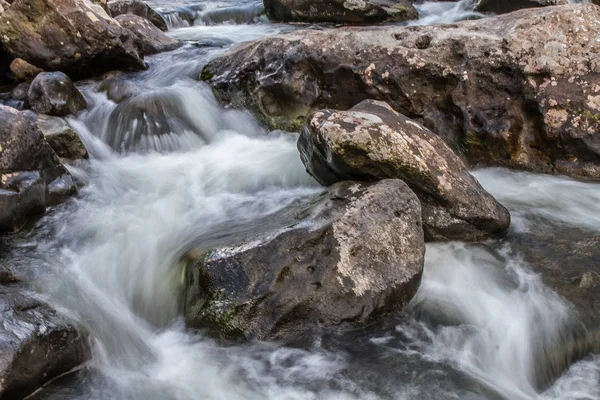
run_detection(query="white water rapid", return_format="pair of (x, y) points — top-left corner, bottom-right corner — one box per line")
(4, 1), (598, 400)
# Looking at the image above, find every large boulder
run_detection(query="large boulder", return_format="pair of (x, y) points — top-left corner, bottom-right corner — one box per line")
(203, 4), (600, 179)
(475, 0), (568, 14)
(299, 100), (510, 241)
(115, 15), (181, 56)
(184, 179), (425, 341)
(107, 0), (168, 31)
(0, 282), (89, 399)
(28, 72), (87, 117)
(0, 0), (145, 78)
(264, 0), (418, 24)
(0, 105), (76, 233)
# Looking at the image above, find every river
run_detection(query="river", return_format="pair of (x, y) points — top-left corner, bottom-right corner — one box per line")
(4, 1), (600, 399)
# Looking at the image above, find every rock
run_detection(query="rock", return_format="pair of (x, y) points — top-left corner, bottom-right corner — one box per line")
(203, 4), (600, 179)
(475, 0), (568, 14)
(299, 100), (511, 241)
(0, 264), (17, 284)
(4, 82), (30, 110)
(108, 0), (168, 31)
(0, 284), (89, 399)
(0, 44), (12, 83)
(115, 15), (181, 56)
(200, 3), (264, 24)
(9, 58), (43, 82)
(0, 0), (7, 14)
(31, 114), (89, 161)
(28, 72), (87, 117)
(184, 179), (425, 341)
(0, 0), (145, 78)
(0, 105), (76, 233)
(192, 38), (234, 48)
(98, 75), (140, 103)
(264, 0), (418, 24)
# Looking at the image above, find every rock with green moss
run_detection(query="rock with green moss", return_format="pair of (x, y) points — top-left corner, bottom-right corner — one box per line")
(184, 179), (425, 341)
(203, 4), (600, 179)
(264, 0), (418, 24)
(299, 100), (511, 242)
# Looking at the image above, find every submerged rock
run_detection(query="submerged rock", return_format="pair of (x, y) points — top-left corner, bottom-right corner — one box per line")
(0, 105), (76, 233)
(184, 179), (425, 341)
(299, 100), (510, 241)
(0, 0), (145, 78)
(98, 75), (141, 103)
(107, 0), (168, 31)
(0, 283), (89, 399)
(264, 0), (418, 24)
(115, 15), (182, 56)
(28, 72), (87, 117)
(203, 4), (600, 179)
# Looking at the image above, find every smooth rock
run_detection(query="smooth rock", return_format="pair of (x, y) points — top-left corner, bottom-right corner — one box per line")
(264, 0), (418, 23)
(98, 75), (140, 103)
(184, 179), (425, 341)
(0, 284), (89, 399)
(299, 100), (511, 241)
(0, 0), (145, 78)
(9, 58), (43, 82)
(203, 4), (600, 179)
(115, 15), (181, 56)
(28, 72), (87, 117)
(108, 0), (168, 31)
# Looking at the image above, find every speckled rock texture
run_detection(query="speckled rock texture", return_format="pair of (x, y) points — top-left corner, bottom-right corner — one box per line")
(184, 180), (425, 341)
(0, 0), (145, 78)
(0, 105), (76, 233)
(204, 4), (600, 179)
(299, 100), (511, 241)
(115, 15), (181, 56)
(264, 0), (418, 24)
(32, 114), (89, 161)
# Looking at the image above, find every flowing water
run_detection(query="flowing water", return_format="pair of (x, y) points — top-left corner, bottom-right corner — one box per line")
(3, 1), (600, 399)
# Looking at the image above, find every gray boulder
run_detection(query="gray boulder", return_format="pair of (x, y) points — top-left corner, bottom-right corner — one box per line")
(28, 72), (87, 117)
(264, 0), (418, 24)
(32, 114), (89, 161)
(108, 0), (168, 31)
(203, 4), (600, 180)
(115, 15), (181, 56)
(0, 105), (76, 233)
(299, 100), (511, 241)
(184, 179), (425, 341)
(0, 0), (145, 78)
(0, 283), (89, 399)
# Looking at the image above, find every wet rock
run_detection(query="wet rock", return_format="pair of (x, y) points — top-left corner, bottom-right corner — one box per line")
(193, 38), (234, 48)
(0, 0), (145, 78)
(31, 114), (89, 161)
(28, 72), (87, 117)
(0, 105), (76, 233)
(204, 4), (600, 179)
(115, 15), (181, 56)
(299, 100), (510, 241)
(98, 75), (140, 103)
(0, 264), (17, 284)
(108, 0), (168, 31)
(200, 3), (264, 24)
(264, 0), (418, 24)
(184, 179), (425, 341)
(9, 58), (43, 82)
(475, 0), (568, 14)
(4, 82), (30, 110)
(0, 284), (89, 399)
